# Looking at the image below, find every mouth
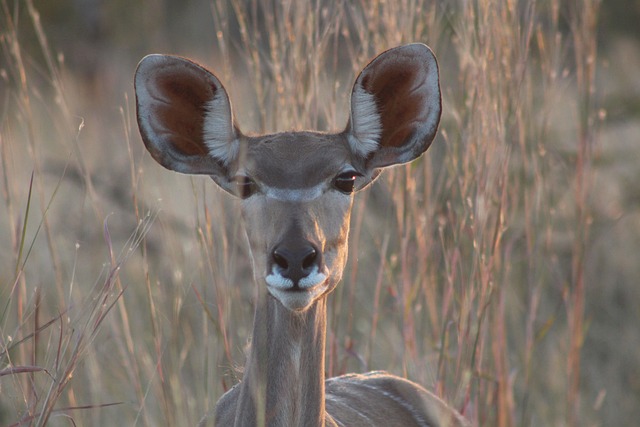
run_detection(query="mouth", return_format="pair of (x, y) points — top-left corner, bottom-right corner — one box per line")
(265, 266), (328, 311)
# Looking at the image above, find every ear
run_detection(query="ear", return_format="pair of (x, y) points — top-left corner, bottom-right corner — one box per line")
(134, 54), (240, 186)
(345, 43), (441, 177)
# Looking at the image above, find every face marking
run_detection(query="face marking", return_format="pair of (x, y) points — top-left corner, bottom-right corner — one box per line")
(243, 164), (359, 202)
(262, 183), (326, 202)
(265, 265), (327, 289)
(299, 268), (328, 288)
(265, 265), (329, 311)
(265, 269), (294, 289)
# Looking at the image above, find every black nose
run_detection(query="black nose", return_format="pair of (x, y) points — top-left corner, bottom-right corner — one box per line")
(271, 242), (321, 286)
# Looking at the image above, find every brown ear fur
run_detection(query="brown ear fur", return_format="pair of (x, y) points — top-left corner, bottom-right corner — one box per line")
(134, 55), (233, 175)
(347, 43), (442, 170)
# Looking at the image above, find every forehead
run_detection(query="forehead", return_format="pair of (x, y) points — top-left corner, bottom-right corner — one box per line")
(242, 132), (353, 187)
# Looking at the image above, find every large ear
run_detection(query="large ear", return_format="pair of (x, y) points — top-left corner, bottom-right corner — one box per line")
(134, 54), (240, 182)
(345, 43), (441, 175)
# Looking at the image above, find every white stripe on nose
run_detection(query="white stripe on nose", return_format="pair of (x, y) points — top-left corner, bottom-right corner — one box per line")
(263, 183), (325, 202)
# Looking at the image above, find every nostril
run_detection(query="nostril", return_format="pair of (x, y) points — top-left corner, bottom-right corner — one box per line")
(302, 248), (317, 270)
(271, 243), (321, 283)
(273, 250), (289, 270)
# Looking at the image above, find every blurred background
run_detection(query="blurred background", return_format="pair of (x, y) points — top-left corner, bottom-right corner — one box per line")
(1, 0), (639, 425)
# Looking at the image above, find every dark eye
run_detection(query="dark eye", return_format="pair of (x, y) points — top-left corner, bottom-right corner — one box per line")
(233, 175), (258, 199)
(334, 172), (360, 194)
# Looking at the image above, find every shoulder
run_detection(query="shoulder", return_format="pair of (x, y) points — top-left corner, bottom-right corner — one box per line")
(326, 371), (470, 427)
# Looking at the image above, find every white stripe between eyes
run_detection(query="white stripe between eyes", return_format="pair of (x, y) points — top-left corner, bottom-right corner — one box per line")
(262, 183), (325, 202)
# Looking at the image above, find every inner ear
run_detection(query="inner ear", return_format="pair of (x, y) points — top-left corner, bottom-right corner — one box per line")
(135, 54), (240, 178)
(346, 43), (442, 170)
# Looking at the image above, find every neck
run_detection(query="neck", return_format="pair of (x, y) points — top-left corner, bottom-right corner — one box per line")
(233, 292), (328, 427)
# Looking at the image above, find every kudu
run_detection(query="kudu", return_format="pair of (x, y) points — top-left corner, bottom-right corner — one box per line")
(135, 43), (470, 427)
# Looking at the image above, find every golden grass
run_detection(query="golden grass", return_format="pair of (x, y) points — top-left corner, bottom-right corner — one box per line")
(3, 0), (639, 426)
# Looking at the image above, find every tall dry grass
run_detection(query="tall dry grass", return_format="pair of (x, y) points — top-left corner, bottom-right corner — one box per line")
(2, 0), (631, 426)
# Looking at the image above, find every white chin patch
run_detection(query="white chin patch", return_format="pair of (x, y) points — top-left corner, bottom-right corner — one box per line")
(265, 266), (328, 310)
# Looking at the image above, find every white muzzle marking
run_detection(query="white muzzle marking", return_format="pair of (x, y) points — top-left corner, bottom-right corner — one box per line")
(265, 266), (328, 310)
(265, 265), (327, 289)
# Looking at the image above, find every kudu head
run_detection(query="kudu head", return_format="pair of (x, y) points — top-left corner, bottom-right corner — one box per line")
(134, 43), (441, 312)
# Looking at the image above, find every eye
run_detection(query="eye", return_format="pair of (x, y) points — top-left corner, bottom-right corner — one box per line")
(333, 171), (360, 194)
(232, 175), (258, 199)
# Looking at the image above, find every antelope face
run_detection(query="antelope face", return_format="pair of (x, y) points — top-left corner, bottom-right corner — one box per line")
(236, 132), (359, 310)
(134, 43), (441, 312)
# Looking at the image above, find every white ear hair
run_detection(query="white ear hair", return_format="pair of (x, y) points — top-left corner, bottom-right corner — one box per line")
(347, 85), (382, 158)
(345, 44), (441, 170)
(134, 54), (242, 183)
(203, 90), (239, 166)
